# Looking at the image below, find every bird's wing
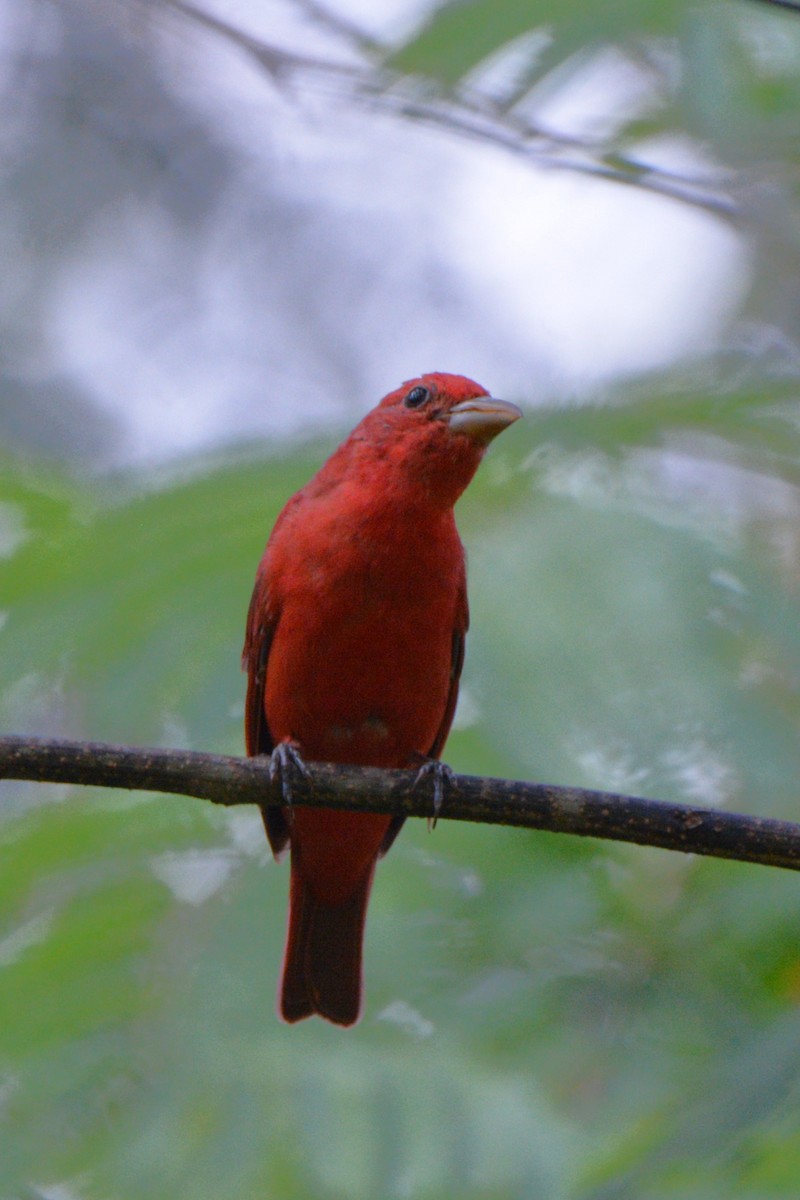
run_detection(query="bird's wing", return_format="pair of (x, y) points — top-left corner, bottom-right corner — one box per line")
(379, 572), (469, 856)
(243, 568), (290, 858)
(427, 619), (467, 760)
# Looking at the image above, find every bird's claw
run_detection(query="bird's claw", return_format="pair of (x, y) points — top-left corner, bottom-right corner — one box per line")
(269, 741), (310, 808)
(411, 758), (455, 830)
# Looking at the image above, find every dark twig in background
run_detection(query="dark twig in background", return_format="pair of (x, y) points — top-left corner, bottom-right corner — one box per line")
(2, 735), (800, 872)
(750, 0), (800, 14)
(166, 0), (740, 222)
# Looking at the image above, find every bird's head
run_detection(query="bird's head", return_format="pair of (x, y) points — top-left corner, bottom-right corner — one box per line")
(361, 372), (522, 506)
(378, 372), (521, 443)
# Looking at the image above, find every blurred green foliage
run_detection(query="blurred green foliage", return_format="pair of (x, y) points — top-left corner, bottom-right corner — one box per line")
(4, 365), (800, 1198)
(4, 0), (800, 1197)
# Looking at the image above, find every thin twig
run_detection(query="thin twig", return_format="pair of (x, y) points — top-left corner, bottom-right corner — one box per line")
(748, 0), (800, 14)
(1, 735), (800, 872)
(165, 0), (740, 222)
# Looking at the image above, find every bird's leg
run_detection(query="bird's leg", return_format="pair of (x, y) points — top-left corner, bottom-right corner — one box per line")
(408, 753), (455, 830)
(269, 739), (311, 811)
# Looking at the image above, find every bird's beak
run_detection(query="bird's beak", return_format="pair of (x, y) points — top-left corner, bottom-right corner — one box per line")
(447, 396), (523, 444)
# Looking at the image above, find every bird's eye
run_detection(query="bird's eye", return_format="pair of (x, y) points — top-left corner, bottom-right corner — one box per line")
(404, 385), (430, 409)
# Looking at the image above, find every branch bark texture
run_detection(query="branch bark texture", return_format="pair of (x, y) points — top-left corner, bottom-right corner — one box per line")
(2, 735), (799, 872)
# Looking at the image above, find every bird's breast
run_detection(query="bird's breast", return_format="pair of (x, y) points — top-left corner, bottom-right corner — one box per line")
(264, 503), (465, 767)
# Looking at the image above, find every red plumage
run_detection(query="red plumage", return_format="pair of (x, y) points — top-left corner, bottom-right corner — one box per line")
(243, 372), (520, 1025)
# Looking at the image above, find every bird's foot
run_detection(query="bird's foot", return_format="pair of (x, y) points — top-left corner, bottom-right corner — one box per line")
(269, 740), (311, 808)
(410, 755), (455, 830)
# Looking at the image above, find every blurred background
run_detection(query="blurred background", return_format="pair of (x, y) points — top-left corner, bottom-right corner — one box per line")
(3, 0), (800, 1195)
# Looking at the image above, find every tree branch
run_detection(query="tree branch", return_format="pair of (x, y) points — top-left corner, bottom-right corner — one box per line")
(165, 0), (739, 223)
(2, 735), (800, 872)
(749, 0), (800, 14)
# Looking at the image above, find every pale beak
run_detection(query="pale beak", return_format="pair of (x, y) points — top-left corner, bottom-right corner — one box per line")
(447, 396), (523, 444)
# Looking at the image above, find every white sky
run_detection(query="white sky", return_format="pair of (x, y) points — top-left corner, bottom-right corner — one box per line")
(5, 0), (752, 465)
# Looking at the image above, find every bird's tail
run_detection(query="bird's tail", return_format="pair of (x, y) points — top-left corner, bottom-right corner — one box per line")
(279, 858), (375, 1027)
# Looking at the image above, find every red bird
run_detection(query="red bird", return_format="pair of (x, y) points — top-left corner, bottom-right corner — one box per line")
(243, 373), (521, 1026)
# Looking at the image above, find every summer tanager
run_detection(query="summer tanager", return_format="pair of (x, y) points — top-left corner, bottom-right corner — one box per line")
(243, 373), (521, 1025)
